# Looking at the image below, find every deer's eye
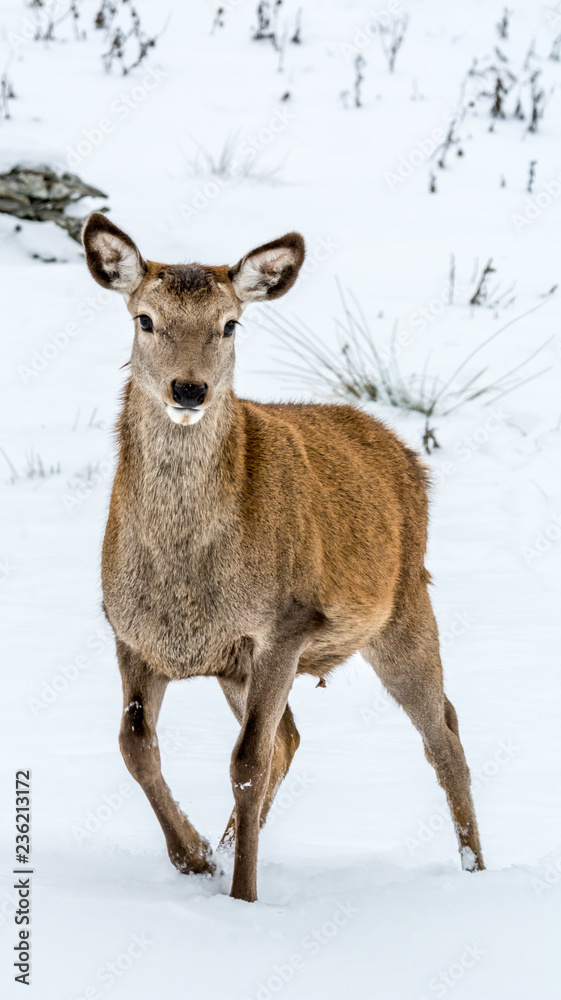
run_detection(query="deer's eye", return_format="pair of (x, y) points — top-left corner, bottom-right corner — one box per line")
(138, 315), (153, 332)
(223, 320), (237, 338)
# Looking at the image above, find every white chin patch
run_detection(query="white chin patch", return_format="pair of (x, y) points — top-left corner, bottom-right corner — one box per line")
(166, 405), (205, 426)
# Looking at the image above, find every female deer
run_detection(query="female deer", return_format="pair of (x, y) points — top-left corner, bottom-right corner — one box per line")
(82, 212), (484, 902)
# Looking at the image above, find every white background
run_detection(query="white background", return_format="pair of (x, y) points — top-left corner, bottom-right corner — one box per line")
(0, 1), (559, 997)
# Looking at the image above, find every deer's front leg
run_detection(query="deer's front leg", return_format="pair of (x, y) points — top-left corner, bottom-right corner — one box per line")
(117, 640), (215, 876)
(230, 645), (299, 902)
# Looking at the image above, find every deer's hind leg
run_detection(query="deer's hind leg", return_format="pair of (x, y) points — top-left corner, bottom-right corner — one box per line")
(117, 640), (214, 876)
(217, 677), (300, 851)
(361, 586), (484, 872)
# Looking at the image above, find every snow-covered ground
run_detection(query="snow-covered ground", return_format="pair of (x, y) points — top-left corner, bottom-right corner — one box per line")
(1, 1), (560, 997)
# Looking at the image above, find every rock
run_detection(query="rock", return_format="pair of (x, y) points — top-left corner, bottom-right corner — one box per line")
(0, 165), (108, 243)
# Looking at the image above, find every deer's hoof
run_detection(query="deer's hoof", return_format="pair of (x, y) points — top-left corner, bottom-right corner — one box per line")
(460, 846), (485, 872)
(217, 824), (236, 858)
(229, 885), (257, 903)
(168, 840), (216, 877)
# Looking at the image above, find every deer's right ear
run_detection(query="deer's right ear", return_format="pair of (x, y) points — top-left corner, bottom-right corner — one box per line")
(82, 213), (146, 295)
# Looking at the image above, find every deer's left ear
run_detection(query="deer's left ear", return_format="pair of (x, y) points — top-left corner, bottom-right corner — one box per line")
(82, 212), (146, 295)
(229, 232), (305, 303)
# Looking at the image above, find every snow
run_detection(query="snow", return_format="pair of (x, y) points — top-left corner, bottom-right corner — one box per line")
(1, 0), (560, 997)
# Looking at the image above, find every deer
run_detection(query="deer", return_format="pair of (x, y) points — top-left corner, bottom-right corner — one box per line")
(82, 212), (484, 902)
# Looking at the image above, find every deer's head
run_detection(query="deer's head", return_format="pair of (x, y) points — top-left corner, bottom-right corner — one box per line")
(82, 213), (305, 426)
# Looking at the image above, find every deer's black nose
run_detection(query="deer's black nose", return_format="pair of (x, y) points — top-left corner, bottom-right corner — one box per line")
(171, 381), (208, 408)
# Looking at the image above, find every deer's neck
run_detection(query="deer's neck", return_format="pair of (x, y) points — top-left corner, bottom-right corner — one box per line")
(118, 380), (241, 540)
